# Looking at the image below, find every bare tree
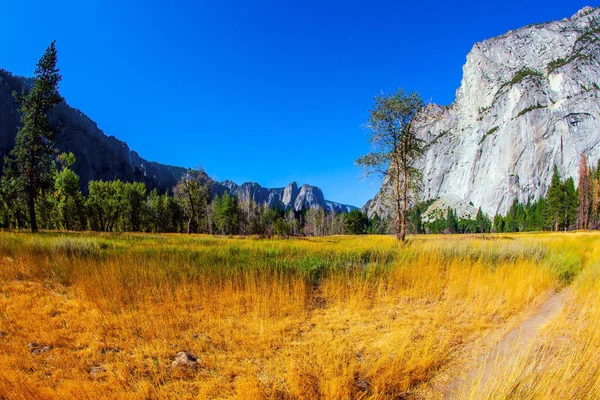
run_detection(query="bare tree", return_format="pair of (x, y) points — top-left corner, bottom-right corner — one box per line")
(356, 88), (425, 241)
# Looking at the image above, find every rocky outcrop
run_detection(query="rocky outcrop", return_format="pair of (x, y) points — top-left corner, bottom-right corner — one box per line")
(421, 194), (479, 222)
(216, 180), (356, 213)
(367, 6), (600, 218)
(0, 70), (356, 213)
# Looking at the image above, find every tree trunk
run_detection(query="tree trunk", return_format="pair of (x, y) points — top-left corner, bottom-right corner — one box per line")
(400, 167), (408, 242)
(395, 171), (402, 241)
(28, 189), (37, 233)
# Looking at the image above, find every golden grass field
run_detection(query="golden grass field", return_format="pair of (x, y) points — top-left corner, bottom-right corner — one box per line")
(0, 231), (597, 399)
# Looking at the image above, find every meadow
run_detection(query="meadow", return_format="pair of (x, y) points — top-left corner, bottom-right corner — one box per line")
(0, 231), (597, 399)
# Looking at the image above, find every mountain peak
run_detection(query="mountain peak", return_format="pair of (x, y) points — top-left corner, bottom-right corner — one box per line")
(573, 6), (596, 19)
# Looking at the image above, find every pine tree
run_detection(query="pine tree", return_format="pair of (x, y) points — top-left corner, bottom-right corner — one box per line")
(493, 214), (505, 233)
(446, 207), (458, 233)
(577, 153), (591, 229)
(563, 177), (578, 231)
(591, 176), (599, 229)
(545, 166), (565, 231)
(3, 41), (63, 232)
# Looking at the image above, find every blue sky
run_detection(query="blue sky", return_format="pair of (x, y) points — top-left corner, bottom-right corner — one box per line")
(0, 1), (594, 207)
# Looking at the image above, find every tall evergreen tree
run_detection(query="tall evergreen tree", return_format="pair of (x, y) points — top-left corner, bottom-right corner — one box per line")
(577, 153), (591, 229)
(545, 166), (565, 231)
(563, 177), (578, 231)
(446, 207), (458, 233)
(591, 176), (599, 229)
(344, 209), (368, 234)
(3, 41), (63, 232)
(475, 208), (491, 233)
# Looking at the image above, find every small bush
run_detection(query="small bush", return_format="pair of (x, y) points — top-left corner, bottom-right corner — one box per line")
(480, 126), (499, 144)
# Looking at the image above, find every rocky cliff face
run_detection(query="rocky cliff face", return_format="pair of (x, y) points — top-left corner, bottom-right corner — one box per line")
(0, 69), (355, 213)
(216, 180), (356, 213)
(0, 69), (187, 192)
(367, 6), (600, 218)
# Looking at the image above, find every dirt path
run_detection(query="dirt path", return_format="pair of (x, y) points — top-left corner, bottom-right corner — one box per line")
(442, 290), (568, 399)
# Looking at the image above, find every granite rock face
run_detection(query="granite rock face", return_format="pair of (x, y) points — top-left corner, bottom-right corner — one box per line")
(421, 194), (479, 222)
(367, 6), (600, 218)
(217, 180), (356, 213)
(0, 69), (186, 193)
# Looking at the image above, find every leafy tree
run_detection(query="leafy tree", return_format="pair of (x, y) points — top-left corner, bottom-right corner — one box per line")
(213, 193), (241, 235)
(259, 206), (278, 237)
(121, 182), (147, 231)
(173, 169), (210, 234)
(145, 188), (179, 232)
(344, 209), (368, 234)
(356, 88), (425, 241)
(87, 180), (125, 232)
(273, 217), (291, 237)
(54, 153), (86, 230)
(0, 175), (28, 229)
(3, 41), (63, 232)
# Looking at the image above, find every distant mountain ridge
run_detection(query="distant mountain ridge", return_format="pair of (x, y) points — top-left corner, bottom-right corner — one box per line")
(215, 180), (356, 214)
(0, 69), (355, 213)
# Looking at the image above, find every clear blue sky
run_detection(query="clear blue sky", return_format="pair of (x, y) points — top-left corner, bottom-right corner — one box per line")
(0, 1), (594, 207)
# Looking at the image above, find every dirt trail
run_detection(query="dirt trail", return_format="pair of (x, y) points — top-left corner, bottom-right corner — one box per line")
(442, 290), (568, 399)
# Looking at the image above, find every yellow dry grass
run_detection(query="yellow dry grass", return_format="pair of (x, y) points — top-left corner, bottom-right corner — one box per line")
(459, 232), (600, 399)
(0, 231), (595, 399)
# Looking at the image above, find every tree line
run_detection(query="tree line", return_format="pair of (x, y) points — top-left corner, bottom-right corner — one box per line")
(1, 152), (387, 236)
(493, 156), (600, 233)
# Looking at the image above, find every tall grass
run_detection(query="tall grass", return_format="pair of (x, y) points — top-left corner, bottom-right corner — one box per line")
(459, 233), (600, 399)
(0, 232), (593, 399)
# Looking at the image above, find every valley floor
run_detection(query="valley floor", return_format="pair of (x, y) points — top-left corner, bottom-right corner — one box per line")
(0, 232), (597, 399)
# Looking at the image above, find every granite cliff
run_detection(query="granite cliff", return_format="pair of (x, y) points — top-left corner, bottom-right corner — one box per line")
(215, 181), (356, 213)
(367, 6), (600, 218)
